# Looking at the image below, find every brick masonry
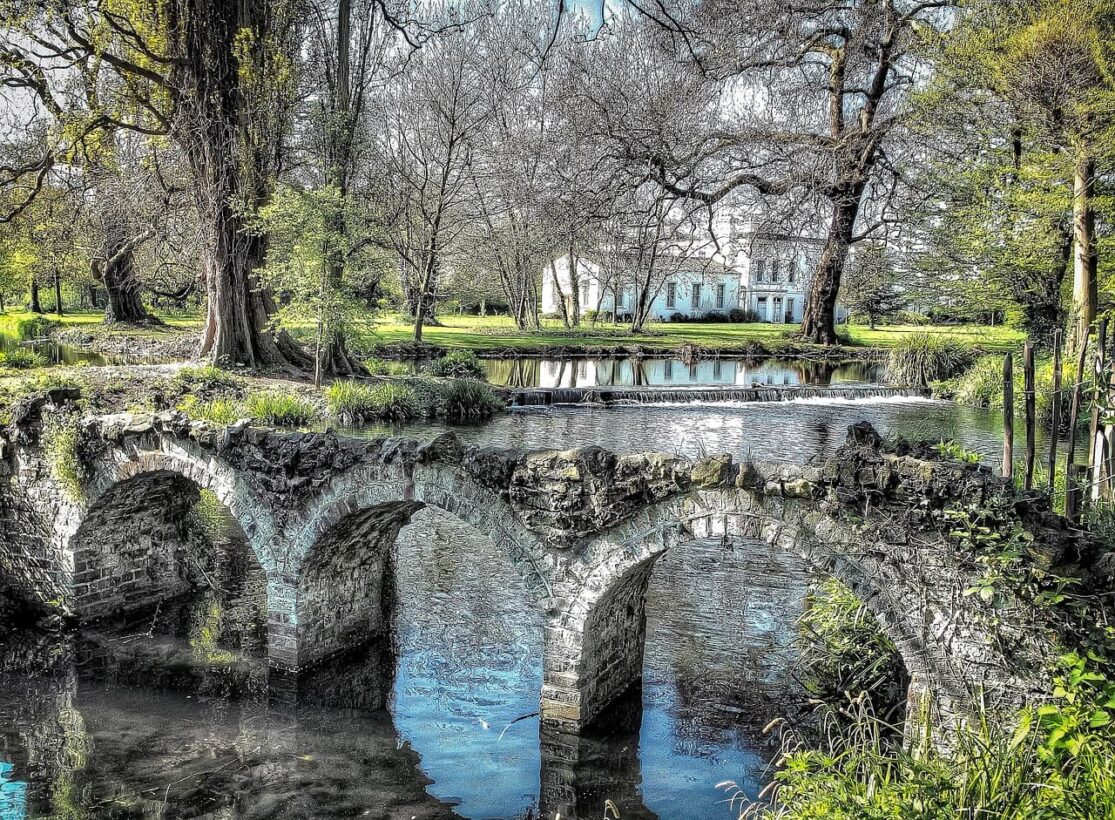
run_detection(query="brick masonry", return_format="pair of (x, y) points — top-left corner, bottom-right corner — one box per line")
(0, 398), (1100, 740)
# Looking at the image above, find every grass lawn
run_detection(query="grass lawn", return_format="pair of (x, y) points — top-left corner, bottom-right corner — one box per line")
(367, 314), (1025, 354)
(0, 308), (202, 337)
(0, 307), (1026, 355)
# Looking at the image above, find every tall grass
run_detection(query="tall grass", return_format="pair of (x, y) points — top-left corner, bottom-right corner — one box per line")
(243, 391), (318, 426)
(325, 380), (417, 423)
(887, 333), (975, 387)
(0, 348), (47, 369)
(177, 395), (241, 425)
(943, 353), (1080, 433)
(440, 379), (505, 422)
(173, 365), (240, 393)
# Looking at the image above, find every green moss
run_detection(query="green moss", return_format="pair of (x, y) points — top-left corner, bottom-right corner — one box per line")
(42, 414), (86, 502)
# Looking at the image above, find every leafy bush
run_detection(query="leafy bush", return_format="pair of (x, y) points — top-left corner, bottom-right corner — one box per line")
(441, 379), (505, 422)
(886, 333), (976, 386)
(942, 354), (1079, 433)
(739, 653), (1115, 820)
(15, 316), (56, 340)
(326, 380), (417, 423)
(729, 307), (760, 323)
(243, 391), (318, 426)
(177, 395), (241, 425)
(0, 348), (47, 369)
(931, 440), (983, 465)
(426, 350), (487, 380)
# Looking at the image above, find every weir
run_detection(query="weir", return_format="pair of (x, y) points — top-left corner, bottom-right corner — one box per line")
(0, 397), (1094, 743)
(508, 384), (931, 406)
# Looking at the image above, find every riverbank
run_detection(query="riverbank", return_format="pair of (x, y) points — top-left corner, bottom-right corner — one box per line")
(0, 309), (1024, 364)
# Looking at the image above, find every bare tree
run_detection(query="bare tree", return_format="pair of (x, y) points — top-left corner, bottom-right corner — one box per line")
(372, 12), (492, 342)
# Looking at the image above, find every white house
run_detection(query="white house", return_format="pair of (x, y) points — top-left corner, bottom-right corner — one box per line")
(541, 215), (847, 323)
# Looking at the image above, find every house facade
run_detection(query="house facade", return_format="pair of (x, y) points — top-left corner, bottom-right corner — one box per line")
(542, 215), (847, 324)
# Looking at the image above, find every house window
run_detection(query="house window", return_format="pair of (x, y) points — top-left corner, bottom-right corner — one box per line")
(666, 282), (677, 309)
(786, 297), (795, 322)
(579, 280), (590, 306)
(616, 288), (625, 308)
(788, 264), (796, 284)
(771, 261), (780, 283)
(755, 261), (765, 283)
(757, 296), (768, 321)
(691, 283), (702, 310)
(716, 283), (726, 309)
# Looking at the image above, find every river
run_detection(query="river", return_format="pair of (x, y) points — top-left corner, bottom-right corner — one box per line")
(0, 390), (1027, 819)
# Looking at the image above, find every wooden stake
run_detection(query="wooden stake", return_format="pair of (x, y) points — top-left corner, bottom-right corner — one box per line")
(1024, 342), (1036, 491)
(1091, 319), (1109, 501)
(1003, 353), (1014, 481)
(1067, 464), (1084, 523)
(1048, 329), (1063, 492)
(1066, 332), (1090, 522)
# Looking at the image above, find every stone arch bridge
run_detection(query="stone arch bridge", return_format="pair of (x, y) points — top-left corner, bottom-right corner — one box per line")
(0, 391), (1087, 734)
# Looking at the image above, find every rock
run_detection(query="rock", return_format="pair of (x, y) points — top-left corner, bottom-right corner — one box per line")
(691, 454), (734, 487)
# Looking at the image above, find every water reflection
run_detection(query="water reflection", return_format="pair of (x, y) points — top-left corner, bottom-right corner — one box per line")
(484, 357), (884, 389)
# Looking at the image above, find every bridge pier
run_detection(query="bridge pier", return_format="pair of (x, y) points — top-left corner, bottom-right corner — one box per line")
(541, 562), (656, 732)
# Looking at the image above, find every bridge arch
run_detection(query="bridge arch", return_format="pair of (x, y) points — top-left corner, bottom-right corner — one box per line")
(285, 459), (554, 675)
(541, 487), (967, 735)
(55, 436), (280, 638)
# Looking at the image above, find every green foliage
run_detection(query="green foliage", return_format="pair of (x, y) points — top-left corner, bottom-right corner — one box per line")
(796, 578), (909, 726)
(243, 391), (318, 426)
(15, 316), (55, 340)
(887, 333), (976, 386)
(325, 380), (416, 423)
(177, 395), (241, 425)
(173, 365), (240, 393)
(942, 353), (1080, 433)
(931, 440), (983, 465)
(741, 653), (1115, 819)
(440, 379), (505, 422)
(0, 348), (47, 369)
(426, 350), (487, 380)
(42, 414), (86, 502)
(363, 358), (411, 377)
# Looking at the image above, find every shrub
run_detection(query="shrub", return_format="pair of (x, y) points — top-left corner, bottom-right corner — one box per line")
(943, 354), (1078, 433)
(886, 333), (975, 387)
(729, 307), (760, 323)
(15, 316), (56, 340)
(326, 380), (417, 423)
(701, 311), (730, 323)
(0, 348), (47, 369)
(426, 350), (487, 380)
(667, 312), (691, 323)
(441, 379), (505, 422)
(243, 391), (317, 426)
(177, 395), (241, 425)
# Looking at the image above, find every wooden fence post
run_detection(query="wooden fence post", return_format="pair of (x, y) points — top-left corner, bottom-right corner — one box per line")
(1048, 328), (1063, 492)
(1003, 353), (1014, 481)
(1091, 319), (1109, 502)
(1024, 342), (1036, 491)
(1066, 333), (1090, 523)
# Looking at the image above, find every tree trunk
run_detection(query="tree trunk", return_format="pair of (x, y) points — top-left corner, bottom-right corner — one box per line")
(567, 245), (581, 327)
(1070, 150), (1098, 354)
(100, 226), (158, 325)
(801, 188), (864, 345)
(53, 271), (63, 316)
(29, 278), (41, 314)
